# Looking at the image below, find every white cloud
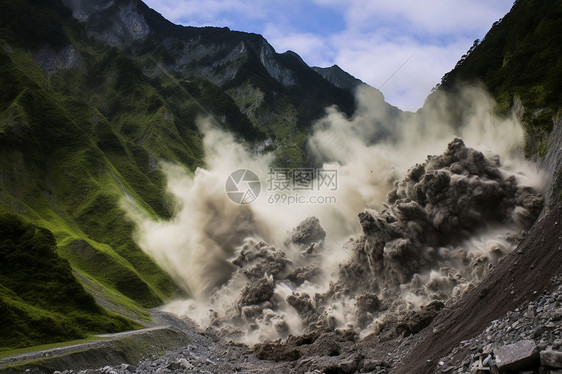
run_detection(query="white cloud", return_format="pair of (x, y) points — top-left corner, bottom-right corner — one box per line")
(262, 24), (336, 67)
(329, 34), (474, 110)
(264, 0), (512, 110)
(143, 0), (267, 27)
(314, 0), (510, 36)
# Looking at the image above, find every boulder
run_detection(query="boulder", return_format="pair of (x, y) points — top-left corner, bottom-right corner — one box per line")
(395, 301), (445, 336)
(238, 277), (274, 306)
(289, 216), (326, 251)
(254, 341), (301, 362)
(494, 340), (539, 371)
(541, 349), (562, 369)
(355, 292), (381, 327)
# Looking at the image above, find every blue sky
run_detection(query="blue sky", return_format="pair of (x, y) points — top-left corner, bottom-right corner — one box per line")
(143, 0), (514, 111)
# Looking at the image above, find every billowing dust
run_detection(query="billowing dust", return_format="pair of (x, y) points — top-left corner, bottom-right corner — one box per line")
(123, 85), (544, 344)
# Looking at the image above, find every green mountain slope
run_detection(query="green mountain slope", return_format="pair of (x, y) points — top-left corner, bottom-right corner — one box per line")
(61, 0), (362, 166)
(0, 214), (139, 350)
(0, 0), (216, 332)
(0, 43), (179, 308)
(0, 0), (377, 348)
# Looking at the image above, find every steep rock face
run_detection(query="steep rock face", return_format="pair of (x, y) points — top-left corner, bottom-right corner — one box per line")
(540, 117), (562, 210)
(62, 0), (115, 22)
(258, 42), (296, 87)
(62, 0), (342, 94)
(63, 0), (150, 44)
(33, 44), (79, 74)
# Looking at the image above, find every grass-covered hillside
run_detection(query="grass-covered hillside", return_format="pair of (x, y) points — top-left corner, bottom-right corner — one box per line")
(0, 0), (366, 349)
(0, 0), (262, 345)
(0, 40), (178, 310)
(0, 214), (139, 350)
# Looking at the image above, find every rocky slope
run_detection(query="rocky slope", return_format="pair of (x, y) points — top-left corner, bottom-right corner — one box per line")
(312, 65), (364, 91)
(394, 202), (562, 373)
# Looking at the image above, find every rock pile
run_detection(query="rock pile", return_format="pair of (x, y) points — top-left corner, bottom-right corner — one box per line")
(435, 278), (562, 373)
(339, 138), (543, 302)
(183, 139), (545, 356)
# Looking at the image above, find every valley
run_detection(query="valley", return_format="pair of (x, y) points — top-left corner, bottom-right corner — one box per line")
(0, 0), (561, 373)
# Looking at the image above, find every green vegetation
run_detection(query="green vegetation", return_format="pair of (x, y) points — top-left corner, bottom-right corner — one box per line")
(435, 0), (562, 145)
(0, 0), (560, 353)
(8, 0), (541, 352)
(0, 0), (75, 50)
(0, 44), (178, 309)
(0, 336), (106, 359)
(0, 214), (139, 350)
(0, 0), (289, 349)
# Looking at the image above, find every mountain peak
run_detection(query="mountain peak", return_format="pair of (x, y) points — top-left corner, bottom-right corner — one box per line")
(312, 64), (365, 91)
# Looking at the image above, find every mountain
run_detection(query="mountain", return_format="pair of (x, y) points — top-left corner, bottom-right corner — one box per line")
(60, 0), (362, 167)
(312, 65), (364, 91)
(1, 0), (561, 364)
(436, 0), (562, 128)
(0, 0), (392, 349)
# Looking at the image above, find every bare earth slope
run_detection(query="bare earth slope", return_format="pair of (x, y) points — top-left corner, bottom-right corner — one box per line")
(393, 203), (562, 373)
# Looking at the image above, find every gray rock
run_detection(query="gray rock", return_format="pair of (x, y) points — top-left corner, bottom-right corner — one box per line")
(232, 240), (291, 280)
(541, 349), (562, 369)
(289, 216), (326, 251)
(179, 358), (194, 370)
(494, 339), (540, 371)
(286, 265), (321, 286)
(165, 360), (181, 371)
(239, 277), (275, 306)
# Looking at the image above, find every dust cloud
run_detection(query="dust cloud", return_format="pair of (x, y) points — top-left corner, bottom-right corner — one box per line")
(123, 84), (544, 343)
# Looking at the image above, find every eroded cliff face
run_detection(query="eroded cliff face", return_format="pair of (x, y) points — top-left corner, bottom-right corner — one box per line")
(33, 44), (79, 74)
(258, 42), (296, 87)
(539, 117), (562, 211)
(61, 0), (321, 91)
(62, 0), (115, 22)
(63, 0), (150, 44)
